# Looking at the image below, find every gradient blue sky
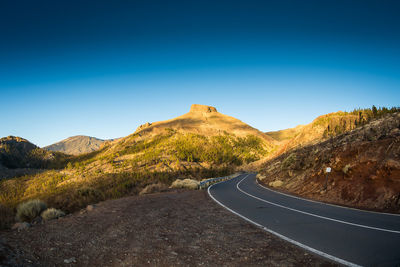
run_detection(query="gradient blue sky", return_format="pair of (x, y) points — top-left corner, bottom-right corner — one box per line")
(1, 0), (399, 147)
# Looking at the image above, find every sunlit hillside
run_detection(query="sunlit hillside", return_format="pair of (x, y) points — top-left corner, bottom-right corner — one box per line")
(0, 105), (276, 228)
(270, 106), (399, 155)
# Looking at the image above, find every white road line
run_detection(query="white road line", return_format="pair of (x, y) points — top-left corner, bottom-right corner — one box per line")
(255, 178), (400, 217)
(237, 176), (400, 234)
(208, 175), (360, 267)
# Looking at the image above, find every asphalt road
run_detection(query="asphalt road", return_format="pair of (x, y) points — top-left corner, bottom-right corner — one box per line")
(208, 173), (400, 266)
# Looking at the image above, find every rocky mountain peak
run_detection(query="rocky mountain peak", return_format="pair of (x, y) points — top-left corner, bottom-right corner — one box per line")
(189, 104), (217, 114)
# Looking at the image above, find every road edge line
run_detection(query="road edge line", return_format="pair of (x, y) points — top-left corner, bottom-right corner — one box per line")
(237, 176), (400, 234)
(208, 175), (361, 267)
(255, 178), (400, 217)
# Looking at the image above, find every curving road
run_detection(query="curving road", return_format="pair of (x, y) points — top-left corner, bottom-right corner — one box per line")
(208, 173), (400, 266)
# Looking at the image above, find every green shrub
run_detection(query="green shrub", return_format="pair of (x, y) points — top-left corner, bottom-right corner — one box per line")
(16, 199), (47, 222)
(41, 208), (65, 221)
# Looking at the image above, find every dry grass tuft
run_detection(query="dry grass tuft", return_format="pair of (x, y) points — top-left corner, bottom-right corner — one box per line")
(41, 208), (65, 221)
(170, 179), (199, 190)
(256, 173), (266, 180)
(16, 199), (47, 222)
(269, 180), (283, 187)
(342, 164), (351, 175)
(139, 183), (169, 195)
(281, 153), (297, 170)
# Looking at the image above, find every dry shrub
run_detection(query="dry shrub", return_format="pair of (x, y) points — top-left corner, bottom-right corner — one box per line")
(269, 180), (283, 187)
(76, 186), (103, 199)
(281, 153), (297, 170)
(75, 186), (104, 204)
(342, 164), (351, 175)
(256, 173), (266, 180)
(16, 199), (47, 222)
(139, 183), (168, 195)
(41, 208), (65, 221)
(170, 179), (199, 190)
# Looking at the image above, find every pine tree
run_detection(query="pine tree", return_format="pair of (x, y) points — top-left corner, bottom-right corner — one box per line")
(372, 105), (378, 117)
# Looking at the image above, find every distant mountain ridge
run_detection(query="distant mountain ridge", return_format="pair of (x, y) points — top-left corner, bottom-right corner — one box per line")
(45, 135), (106, 155)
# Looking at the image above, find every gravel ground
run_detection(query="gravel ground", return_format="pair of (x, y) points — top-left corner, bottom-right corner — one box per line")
(1, 190), (337, 266)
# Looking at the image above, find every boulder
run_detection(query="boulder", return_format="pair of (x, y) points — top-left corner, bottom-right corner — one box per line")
(86, 205), (95, 211)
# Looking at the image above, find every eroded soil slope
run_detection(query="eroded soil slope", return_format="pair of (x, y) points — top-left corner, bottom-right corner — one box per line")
(259, 113), (400, 213)
(1, 190), (334, 266)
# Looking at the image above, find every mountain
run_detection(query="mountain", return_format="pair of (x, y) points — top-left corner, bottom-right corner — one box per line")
(134, 104), (275, 143)
(45, 135), (106, 155)
(92, 104), (277, 172)
(249, 112), (360, 170)
(0, 136), (67, 179)
(282, 112), (358, 151)
(258, 112), (400, 212)
(0, 136), (57, 169)
(266, 110), (386, 156)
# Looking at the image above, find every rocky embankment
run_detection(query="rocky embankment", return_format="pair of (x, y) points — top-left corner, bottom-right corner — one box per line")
(258, 113), (400, 213)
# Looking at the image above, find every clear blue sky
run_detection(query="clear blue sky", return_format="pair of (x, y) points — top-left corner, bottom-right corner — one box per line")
(1, 0), (399, 147)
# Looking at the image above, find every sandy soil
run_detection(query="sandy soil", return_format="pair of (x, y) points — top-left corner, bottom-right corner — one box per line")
(1, 190), (335, 266)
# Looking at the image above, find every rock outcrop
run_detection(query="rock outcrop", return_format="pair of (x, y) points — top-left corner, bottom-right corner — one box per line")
(135, 122), (152, 133)
(189, 104), (217, 114)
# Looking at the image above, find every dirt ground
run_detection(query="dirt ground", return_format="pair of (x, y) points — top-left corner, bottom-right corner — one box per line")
(0, 190), (336, 267)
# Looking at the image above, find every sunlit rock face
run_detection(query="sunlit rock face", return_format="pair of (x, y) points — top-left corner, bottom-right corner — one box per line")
(189, 104), (217, 114)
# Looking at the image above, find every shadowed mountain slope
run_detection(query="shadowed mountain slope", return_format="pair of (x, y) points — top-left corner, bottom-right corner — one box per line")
(0, 136), (65, 169)
(0, 136), (67, 179)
